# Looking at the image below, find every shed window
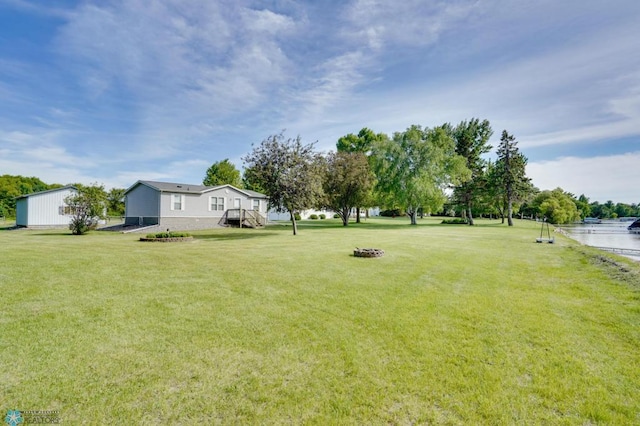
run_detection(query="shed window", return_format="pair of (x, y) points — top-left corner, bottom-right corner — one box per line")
(253, 199), (260, 211)
(59, 205), (75, 215)
(210, 196), (225, 211)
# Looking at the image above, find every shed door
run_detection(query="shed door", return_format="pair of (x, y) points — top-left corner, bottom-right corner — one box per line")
(234, 198), (241, 209)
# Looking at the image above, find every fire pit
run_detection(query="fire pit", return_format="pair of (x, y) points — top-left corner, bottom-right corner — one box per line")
(354, 248), (385, 258)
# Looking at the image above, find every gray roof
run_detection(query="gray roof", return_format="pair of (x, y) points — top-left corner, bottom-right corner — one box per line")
(15, 185), (77, 200)
(129, 180), (267, 198)
(242, 189), (269, 199)
(138, 180), (210, 194)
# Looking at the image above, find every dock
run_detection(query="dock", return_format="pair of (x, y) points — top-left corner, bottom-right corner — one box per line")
(591, 247), (640, 257)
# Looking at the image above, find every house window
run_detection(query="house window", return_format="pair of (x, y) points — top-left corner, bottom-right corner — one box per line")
(210, 196), (225, 211)
(253, 199), (260, 211)
(172, 194), (184, 211)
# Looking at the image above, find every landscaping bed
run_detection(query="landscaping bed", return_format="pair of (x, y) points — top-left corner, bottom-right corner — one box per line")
(139, 231), (193, 242)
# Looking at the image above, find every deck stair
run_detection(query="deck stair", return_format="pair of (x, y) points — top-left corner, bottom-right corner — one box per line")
(218, 209), (266, 228)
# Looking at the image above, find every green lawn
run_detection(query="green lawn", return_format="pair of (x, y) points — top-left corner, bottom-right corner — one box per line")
(1, 218), (639, 424)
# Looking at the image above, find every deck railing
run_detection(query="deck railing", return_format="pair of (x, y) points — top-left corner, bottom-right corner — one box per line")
(219, 209), (266, 228)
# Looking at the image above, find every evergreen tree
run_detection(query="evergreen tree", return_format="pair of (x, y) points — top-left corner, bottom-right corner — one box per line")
(495, 130), (531, 226)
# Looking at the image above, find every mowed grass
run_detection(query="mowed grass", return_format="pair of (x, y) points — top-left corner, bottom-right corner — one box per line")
(1, 218), (639, 424)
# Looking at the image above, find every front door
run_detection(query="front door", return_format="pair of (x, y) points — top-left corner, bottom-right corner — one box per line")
(234, 198), (241, 209)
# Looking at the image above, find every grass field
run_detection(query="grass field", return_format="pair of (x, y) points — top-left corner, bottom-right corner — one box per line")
(1, 218), (639, 424)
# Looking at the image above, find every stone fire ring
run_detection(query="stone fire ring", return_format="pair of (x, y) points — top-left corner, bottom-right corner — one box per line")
(354, 248), (385, 258)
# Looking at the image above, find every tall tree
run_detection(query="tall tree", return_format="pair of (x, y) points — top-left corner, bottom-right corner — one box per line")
(336, 128), (386, 222)
(452, 118), (493, 225)
(495, 130), (531, 226)
(336, 127), (384, 154)
(203, 159), (242, 187)
(242, 132), (324, 235)
(321, 151), (374, 226)
(372, 125), (470, 225)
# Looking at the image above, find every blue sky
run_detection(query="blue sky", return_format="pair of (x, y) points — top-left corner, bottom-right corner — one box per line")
(1, 0), (639, 203)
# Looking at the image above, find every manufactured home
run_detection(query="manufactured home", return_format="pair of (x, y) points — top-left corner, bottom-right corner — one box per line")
(124, 180), (269, 231)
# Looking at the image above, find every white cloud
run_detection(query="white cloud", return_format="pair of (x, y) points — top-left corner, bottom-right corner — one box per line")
(527, 152), (640, 204)
(2, 0), (640, 204)
(344, 0), (477, 50)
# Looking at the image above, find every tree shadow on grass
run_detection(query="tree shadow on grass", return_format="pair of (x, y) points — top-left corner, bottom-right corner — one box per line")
(289, 218), (456, 231)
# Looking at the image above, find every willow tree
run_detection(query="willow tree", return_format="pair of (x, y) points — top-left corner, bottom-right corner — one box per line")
(242, 132), (323, 235)
(372, 125), (470, 225)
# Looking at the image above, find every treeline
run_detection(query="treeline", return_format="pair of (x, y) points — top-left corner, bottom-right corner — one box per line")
(235, 119), (534, 233)
(0, 175), (126, 217)
(0, 175), (55, 217)
(204, 120), (638, 230)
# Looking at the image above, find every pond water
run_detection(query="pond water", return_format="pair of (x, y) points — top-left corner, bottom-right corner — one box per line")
(559, 220), (640, 260)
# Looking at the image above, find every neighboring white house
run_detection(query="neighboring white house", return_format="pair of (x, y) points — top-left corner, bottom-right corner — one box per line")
(268, 207), (380, 221)
(268, 208), (335, 221)
(15, 185), (78, 228)
(124, 180), (269, 231)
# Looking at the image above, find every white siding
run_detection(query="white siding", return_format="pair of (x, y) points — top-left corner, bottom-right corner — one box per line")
(160, 187), (267, 218)
(17, 188), (77, 227)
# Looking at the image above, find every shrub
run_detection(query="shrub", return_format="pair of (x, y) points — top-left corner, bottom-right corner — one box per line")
(441, 218), (468, 225)
(333, 214), (339, 219)
(146, 231), (192, 238)
(380, 209), (404, 217)
(319, 214), (326, 219)
(294, 213), (301, 221)
(309, 214), (318, 220)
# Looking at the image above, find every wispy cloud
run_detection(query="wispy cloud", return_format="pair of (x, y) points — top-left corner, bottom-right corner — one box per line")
(1, 0), (639, 201)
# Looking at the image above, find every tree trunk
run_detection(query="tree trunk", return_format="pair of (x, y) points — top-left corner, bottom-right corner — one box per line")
(409, 209), (418, 225)
(289, 210), (298, 235)
(356, 207), (361, 223)
(341, 207), (350, 226)
(507, 200), (514, 226)
(467, 205), (474, 226)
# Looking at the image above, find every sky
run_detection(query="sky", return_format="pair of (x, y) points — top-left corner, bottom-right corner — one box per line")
(1, 0), (639, 204)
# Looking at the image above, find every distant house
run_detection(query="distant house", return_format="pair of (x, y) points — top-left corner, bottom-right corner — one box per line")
(15, 185), (78, 228)
(268, 207), (380, 221)
(268, 208), (335, 221)
(124, 180), (269, 231)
